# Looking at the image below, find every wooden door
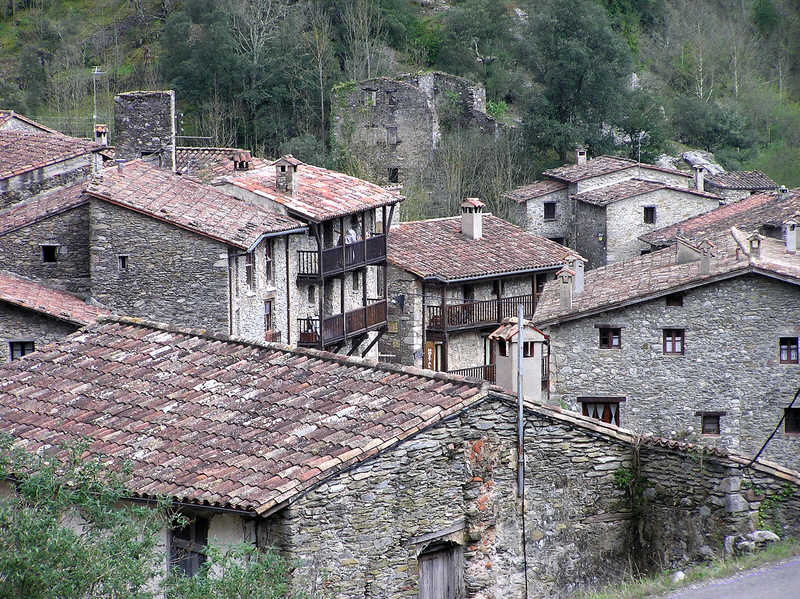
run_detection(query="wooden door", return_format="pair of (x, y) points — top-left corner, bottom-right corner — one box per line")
(418, 544), (464, 599)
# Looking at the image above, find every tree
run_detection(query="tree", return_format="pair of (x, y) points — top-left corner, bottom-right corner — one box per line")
(304, 1), (334, 138)
(522, 0), (633, 161)
(340, 0), (384, 80)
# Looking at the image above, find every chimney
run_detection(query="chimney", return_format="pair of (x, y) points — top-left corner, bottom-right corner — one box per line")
(748, 232), (762, 259)
(576, 147), (587, 165)
(460, 198), (485, 241)
(94, 124), (108, 146)
(693, 165), (705, 192)
(698, 239), (713, 274)
(779, 185), (789, 200)
(784, 215), (800, 253)
(557, 266), (574, 310)
(676, 236), (702, 264)
(273, 155), (300, 194)
(114, 158), (125, 173)
(569, 255), (585, 295)
(232, 150), (251, 171)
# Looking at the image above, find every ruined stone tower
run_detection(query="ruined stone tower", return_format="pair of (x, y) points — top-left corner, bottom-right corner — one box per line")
(113, 90), (176, 172)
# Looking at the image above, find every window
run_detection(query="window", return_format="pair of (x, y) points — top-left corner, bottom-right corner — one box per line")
(666, 293), (683, 307)
(41, 245), (58, 263)
(663, 328), (685, 354)
(497, 338), (508, 357)
(548, 237), (565, 245)
(308, 285), (315, 303)
(698, 413), (722, 435)
(463, 284), (474, 302)
(387, 91), (396, 106)
(785, 408), (800, 434)
(245, 252), (254, 289)
(264, 300), (273, 332)
(170, 515), (208, 576)
(9, 341), (34, 361)
(117, 255), (128, 271)
(388, 167), (399, 183)
(492, 280), (503, 296)
(779, 337), (799, 364)
(579, 398), (624, 426)
(352, 271), (360, 290)
(386, 126), (397, 145)
(543, 201), (556, 221)
(599, 327), (621, 349)
(434, 341), (444, 372)
(523, 341), (535, 358)
(264, 240), (273, 285)
(418, 542), (464, 599)
(643, 206), (656, 224)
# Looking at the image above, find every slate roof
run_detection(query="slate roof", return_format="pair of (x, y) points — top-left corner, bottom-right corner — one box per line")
(0, 110), (60, 134)
(220, 159), (403, 223)
(175, 147), (270, 181)
(573, 178), (721, 206)
(503, 179), (567, 203)
(706, 170), (777, 190)
(0, 271), (108, 326)
(0, 131), (100, 180)
(0, 182), (87, 237)
(388, 215), (578, 281)
(0, 317), (489, 515)
(640, 189), (800, 248)
(86, 160), (305, 250)
(542, 156), (690, 183)
(535, 227), (800, 325)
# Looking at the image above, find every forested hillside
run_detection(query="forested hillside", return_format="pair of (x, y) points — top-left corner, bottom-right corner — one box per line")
(2, 0), (799, 207)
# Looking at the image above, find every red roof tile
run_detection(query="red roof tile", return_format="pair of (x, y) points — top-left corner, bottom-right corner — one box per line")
(542, 155), (691, 183)
(0, 131), (99, 179)
(388, 215), (579, 281)
(0, 183), (86, 237)
(86, 160), (305, 250)
(175, 147), (270, 181)
(0, 271), (108, 326)
(706, 170), (777, 190)
(504, 179), (567, 203)
(0, 317), (487, 514)
(221, 160), (403, 222)
(574, 178), (721, 206)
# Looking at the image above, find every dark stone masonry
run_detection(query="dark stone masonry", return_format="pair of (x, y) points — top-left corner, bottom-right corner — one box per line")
(0, 302), (78, 361)
(114, 90), (176, 171)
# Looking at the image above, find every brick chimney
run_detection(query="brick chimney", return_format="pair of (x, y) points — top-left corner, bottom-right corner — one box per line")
(557, 266), (574, 310)
(693, 165), (705, 192)
(784, 215), (800, 253)
(576, 147), (587, 165)
(94, 124), (108, 146)
(460, 198), (485, 240)
(273, 155), (301, 194)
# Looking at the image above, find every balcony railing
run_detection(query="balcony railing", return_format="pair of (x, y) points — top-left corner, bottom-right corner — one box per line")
(448, 364), (496, 383)
(297, 299), (388, 347)
(427, 294), (537, 331)
(297, 233), (387, 278)
(264, 330), (281, 343)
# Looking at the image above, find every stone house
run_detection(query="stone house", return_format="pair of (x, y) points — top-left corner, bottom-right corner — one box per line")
(216, 155), (403, 358)
(533, 226), (800, 471)
(640, 187), (800, 251)
(331, 71), (499, 187)
(382, 198), (582, 378)
(0, 316), (798, 598)
(0, 269), (108, 362)
(704, 170), (777, 203)
(0, 128), (103, 209)
(504, 151), (724, 268)
(0, 110), (61, 134)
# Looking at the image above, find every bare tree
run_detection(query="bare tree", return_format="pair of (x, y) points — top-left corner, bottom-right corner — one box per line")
(340, 0), (383, 81)
(305, 1), (333, 137)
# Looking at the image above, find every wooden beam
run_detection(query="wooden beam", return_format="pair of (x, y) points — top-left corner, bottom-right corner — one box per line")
(361, 328), (384, 357)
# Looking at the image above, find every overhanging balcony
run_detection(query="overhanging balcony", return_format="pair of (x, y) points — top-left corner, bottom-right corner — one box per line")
(448, 364), (496, 383)
(297, 233), (387, 279)
(427, 294), (536, 332)
(297, 299), (387, 348)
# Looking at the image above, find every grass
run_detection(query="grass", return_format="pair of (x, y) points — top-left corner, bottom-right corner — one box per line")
(574, 539), (800, 599)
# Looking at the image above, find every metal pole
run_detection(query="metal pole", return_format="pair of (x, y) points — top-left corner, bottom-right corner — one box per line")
(517, 303), (524, 496)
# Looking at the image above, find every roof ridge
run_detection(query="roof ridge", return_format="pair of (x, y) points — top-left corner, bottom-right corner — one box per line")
(99, 315), (493, 389)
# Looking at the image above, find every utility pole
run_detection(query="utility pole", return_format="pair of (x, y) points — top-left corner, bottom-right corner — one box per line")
(92, 66), (105, 130)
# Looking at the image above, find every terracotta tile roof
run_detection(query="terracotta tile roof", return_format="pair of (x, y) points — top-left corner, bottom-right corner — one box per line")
(574, 178), (721, 206)
(0, 183), (87, 237)
(175, 147), (270, 181)
(0, 110), (60, 134)
(86, 160), (306, 250)
(0, 271), (108, 326)
(503, 179), (567, 203)
(706, 170), (777, 190)
(0, 317), (488, 514)
(388, 215), (580, 281)
(542, 156), (690, 183)
(0, 131), (100, 180)
(640, 189), (800, 248)
(535, 227), (800, 325)
(488, 317), (548, 341)
(220, 160), (403, 223)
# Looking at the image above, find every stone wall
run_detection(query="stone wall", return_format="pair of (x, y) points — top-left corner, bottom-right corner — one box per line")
(270, 395), (800, 599)
(705, 186), (752, 204)
(573, 167), (638, 194)
(543, 274), (800, 471)
(572, 200), (607, 269)
(0, 203), (91, 295)
(518, 189), (570, 241)
(114, 91), (176, 172)
(605, 189), (719, 264)
(0, 302), (79, 362)
(381, 265), (423, 365)
(0, 155), (92, 209)
(89, 199), (229, 332)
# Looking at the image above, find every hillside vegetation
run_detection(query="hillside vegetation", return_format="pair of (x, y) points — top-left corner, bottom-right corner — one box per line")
(2, 0), (799, 211)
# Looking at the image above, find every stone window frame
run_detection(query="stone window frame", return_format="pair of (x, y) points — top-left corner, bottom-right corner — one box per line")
(598, 327), (621, 349)
(8, 340), (35, 361)
(643, 205), (656, 225)
(40, 243), (60, 263)
(578, 397), (625, 426)
(543, 201), (557, 221)
(696, 411), (726, 436)
(779, 337), (799, 364)
(785, 408), (800, 434)
(663, 328), (685, 354)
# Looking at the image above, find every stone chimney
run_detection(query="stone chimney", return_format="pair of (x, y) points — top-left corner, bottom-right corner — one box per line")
(557, 266), (574, 310)
(779, 185), (789, 200)
(273, 155), (301, 194)
(693, 165), (705, 192)
(784, 215), (800, 253)
(748, 232), (762, 259)
(460, 198), (485, 241)
(94, 124), (108, 146)
(698, 239), (713, 274)
(232, 150), (251, 171)
(576, 147), (587, 165)
(113, 90), (176, 172)
(568, 255), (585, 295)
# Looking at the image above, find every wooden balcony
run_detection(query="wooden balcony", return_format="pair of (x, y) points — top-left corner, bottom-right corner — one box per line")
(297, 299), (388, 348)
(448, 364), (496, 383)
(427, 294), (537, 332)
(297, 233), (387, 279)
